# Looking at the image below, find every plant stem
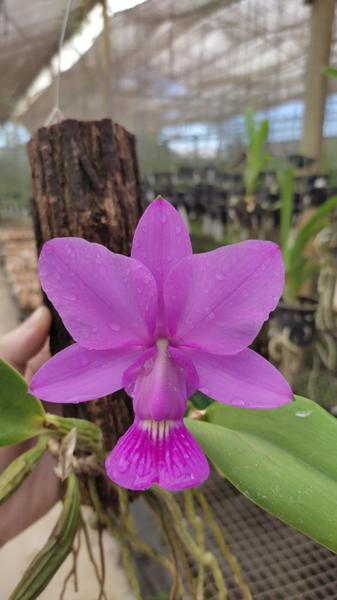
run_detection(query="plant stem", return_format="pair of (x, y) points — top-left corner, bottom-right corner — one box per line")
(145, 492), (187, 600)
(59, 527), (81, 600)
(44, 413), (103, 453)
(89, 479), (146, 598)
(97, 527), (106, 600)
(195, 491), (252, 600)
(0, 436), (47, 504)
(115, 487), (142, 599)
(89, 480), (189, 598)
(80, 512), (108, 600)
(10, 473), (81, 600)
(183, 490), (206, 600)
(154, 488), (227, 600)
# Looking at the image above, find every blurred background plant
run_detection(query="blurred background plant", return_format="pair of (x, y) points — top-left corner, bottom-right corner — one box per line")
(243, 107), (270, 212)
(277, 162), (337, 304)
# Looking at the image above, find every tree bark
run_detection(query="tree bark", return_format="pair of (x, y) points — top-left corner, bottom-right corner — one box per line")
(27, 119), (143, 460)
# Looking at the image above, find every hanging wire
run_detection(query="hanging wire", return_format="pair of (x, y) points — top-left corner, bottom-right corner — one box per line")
(45, 0), (74, 126)
(0, 0), (9, 36)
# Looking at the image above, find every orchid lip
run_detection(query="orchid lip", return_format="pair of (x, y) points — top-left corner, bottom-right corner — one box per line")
(105, 416), (209, 490)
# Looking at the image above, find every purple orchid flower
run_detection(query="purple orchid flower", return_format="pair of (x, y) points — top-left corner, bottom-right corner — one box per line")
(30, 197), (292, 491)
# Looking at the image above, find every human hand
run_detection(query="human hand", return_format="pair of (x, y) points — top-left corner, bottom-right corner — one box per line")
(0, 306), (61, 546)
(0, 305), (51, 382)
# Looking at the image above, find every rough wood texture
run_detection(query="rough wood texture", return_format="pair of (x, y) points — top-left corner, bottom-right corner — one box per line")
(27, 119), (143, 456)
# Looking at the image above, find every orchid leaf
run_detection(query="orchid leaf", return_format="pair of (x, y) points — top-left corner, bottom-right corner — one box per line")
(0, 359), (45, 446)
(278, 164), (294, 262)
(244, 107), (269, 195)
(256, 119), (269, 151)
(186, 396), (337, 553)
(324, 65), (337, 79)
(289, 194), (337, 264)
(245, 106), (256, 147)
(190, 391), (213, 410)
(282, 194), (337, 301)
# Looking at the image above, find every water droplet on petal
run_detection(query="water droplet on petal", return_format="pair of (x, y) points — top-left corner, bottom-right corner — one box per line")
(118, 456), (130, 473)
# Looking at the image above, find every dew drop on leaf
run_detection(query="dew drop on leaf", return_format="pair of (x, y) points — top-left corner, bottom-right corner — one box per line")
(295, 410), (312, 418)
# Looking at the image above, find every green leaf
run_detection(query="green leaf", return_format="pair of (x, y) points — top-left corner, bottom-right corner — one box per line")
(286, 259), (320, 300)
(256, 119), (269, 150)
(186, 396), (337, 553)
(10, 473), (80, 600)
(245, 106), (256, 146)
(190, 391), (213, 410)
(244, 107), (269, 195)
(324, 65), (337, 79)
(283, 194), (337, 301)
(289, 194), (337, 264)
(0, 359), (45, 446)
(278, 164), (294, 261)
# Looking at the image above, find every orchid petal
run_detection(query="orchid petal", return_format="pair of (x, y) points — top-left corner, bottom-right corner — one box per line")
(131, 198), (192, 328)
(39, 238), (157, 349)
(185, 347), (292, 408)
(30, 343), (143, 403)
(165, 240), (284, 354)
(123, 342), (199, 421)
(105, 418), (209, 491)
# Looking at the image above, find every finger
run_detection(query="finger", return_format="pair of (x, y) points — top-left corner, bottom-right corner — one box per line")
(24, 339), (51, 384)
(0, 306), (51, 372)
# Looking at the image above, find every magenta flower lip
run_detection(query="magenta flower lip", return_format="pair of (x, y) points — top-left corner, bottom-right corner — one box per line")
(30, 197), (292, 491)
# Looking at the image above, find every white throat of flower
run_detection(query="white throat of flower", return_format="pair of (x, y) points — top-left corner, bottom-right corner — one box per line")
(140, 419), (176, 441)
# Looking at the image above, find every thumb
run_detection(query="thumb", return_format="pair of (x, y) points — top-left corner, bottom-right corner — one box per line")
(0, 306), (52, 372)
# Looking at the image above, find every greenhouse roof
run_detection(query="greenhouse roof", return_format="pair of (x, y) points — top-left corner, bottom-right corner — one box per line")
(8, 0), (337, 137)
(0, 0), (98, 123)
